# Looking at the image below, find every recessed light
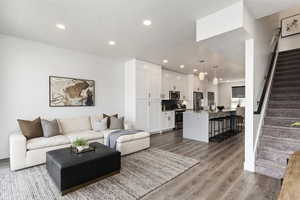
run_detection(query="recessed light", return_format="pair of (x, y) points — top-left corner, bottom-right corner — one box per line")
(108, 41), (116, 46)
(193, 69), (198, 72)
(204, 72), (208, 75)
(56, 24), (66, 30)
(219, 78), (223, 81)
(143, 20), (152, 26)
(163, 59), (168, 64)
(180, 65), (185, 69)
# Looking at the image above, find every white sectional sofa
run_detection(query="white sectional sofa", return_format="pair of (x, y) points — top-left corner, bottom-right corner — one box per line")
(9, 116), (150, 171)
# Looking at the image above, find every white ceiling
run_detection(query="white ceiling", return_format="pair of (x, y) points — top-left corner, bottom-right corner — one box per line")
(0, 0), (298, 81)
(246, 0), (300, 19)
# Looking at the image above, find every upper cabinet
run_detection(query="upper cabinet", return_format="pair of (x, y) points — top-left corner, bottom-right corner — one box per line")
(162, 70), (188, 100)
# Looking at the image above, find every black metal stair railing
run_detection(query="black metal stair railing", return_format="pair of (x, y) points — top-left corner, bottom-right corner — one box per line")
(254, 29), (281, 114)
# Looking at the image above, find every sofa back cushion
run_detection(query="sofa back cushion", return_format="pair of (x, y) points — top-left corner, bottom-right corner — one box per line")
(58, 116), (92, 134)
(17, 117), (44, 139)
(41, 119), (60, 137)
(110, 116), (124, 130)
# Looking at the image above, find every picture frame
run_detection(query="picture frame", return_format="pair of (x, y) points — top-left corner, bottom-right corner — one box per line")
(49, 76), (95, 107)
(281, 14), (300, 38)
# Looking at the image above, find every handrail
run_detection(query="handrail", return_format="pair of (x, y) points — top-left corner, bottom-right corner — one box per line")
(254, 29), (281, 114)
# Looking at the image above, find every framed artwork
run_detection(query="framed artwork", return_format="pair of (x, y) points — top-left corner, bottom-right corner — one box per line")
(49, 76), (95, 107)
(281, 14), (300, 38)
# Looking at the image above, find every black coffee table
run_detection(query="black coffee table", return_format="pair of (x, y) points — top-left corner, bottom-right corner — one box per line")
(46, 142), (121, 195)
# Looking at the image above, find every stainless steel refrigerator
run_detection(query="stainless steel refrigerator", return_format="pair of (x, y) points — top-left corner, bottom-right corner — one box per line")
(193, 92), (203, 111)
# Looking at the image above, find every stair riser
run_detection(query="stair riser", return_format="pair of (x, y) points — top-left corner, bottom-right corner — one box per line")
(277, 60), (300, 65)
(276, 61), (300, 69)
(267, 110), (300, 118)
(255, 165), (284, 179)
(271, 88), (300, 94)
(262, 127), (300, 140)
(279, 51), (300, 57)
(276, 64), (300, 70)
(273, 82), (300, 88)
(279, 49), (300, 54)
(275, 67), (300, 76)
(276, 66), (300, 73)
(278, 55), (300, 62)
(273, 76), (300, 82)
(264, 117), (300, 126)
(270, 96), (300, 101)
(270, 93), (300, 98)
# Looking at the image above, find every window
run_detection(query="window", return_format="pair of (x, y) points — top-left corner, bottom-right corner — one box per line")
(231, 86), (245, 109)
(232, 86), (245, 98)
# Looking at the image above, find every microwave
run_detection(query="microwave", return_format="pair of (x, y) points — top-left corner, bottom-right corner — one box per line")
(169, 91), (180, 100)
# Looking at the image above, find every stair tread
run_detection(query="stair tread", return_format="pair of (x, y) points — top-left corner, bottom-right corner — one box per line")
(256, 158), (286, 169)
(264, 116), (300, 119)
(261, 136), (300, 153)
(261, 132), (300, 144)
(263, 124), (300, 130)
(268, 108), (300, 110)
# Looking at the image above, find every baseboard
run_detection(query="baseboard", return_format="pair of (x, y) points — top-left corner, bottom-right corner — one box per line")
(244, 156), (255, 172)
(0, 152), (9, 160)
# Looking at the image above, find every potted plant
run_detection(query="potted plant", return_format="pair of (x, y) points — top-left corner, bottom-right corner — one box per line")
(72, 138), (89, 152)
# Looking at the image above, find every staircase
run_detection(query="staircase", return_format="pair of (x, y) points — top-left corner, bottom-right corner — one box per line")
(256, 48), (300, 179)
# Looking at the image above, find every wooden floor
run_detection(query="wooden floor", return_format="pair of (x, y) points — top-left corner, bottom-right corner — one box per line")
(144, 130), (281, 200)
(0, 130), (281, 200)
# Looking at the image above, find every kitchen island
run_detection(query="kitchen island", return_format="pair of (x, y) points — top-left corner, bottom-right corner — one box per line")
(183, 110), (237, 143)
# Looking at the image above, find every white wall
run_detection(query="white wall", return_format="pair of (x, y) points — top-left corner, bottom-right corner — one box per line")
(0, 35), (125, 159)
(278, 6), (300, 52)
(196, 1), (244, 41)
(218, 81), (245, 108)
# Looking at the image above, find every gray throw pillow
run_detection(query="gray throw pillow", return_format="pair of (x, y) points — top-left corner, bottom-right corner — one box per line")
(110, 117), (124, 130)
(41, 119), (60, 137)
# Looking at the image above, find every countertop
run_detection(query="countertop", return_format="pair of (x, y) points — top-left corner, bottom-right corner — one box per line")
(185, 109), (236, 119)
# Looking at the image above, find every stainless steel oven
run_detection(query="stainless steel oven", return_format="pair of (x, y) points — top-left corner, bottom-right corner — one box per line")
(175, 109), (186, 129)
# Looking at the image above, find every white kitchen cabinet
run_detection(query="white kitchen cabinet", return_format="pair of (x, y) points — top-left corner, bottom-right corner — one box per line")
(125, 59), (162, 133)
(161, 111), (175, 131)
(162, 69), (188, 100)
(149, 99), (162, 132)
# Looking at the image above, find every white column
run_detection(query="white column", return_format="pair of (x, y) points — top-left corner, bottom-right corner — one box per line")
(244, 38), (255, 172)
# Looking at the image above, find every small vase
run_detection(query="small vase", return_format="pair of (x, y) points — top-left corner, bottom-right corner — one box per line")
(76, 145), (89, 152)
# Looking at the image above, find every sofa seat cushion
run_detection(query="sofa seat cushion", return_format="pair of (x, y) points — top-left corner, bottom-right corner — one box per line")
(103, 130), (150, 144)
(65, 130), (104, 142)
(27, 135), (70, 150)
(116, 131), (150, 143)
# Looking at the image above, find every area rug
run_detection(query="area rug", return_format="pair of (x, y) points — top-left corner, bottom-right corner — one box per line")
(0, 148), (199, 200)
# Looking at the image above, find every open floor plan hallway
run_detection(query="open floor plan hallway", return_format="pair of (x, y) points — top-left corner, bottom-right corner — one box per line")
(144, 131), (281, 200)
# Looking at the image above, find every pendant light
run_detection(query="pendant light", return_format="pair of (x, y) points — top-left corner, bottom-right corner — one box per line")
(213, 66), (219, 85)
(199, 72), (205, 80)
(198, 60), (206, 81)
